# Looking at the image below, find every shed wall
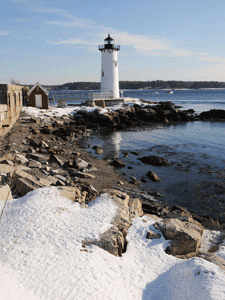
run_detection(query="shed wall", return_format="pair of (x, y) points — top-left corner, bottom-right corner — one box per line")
(27, 86), (48, 109)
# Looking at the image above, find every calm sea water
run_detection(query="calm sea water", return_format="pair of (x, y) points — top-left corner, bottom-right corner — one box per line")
(49, 88), (225, 113)
(77, 88), (225, 218)
(75, 89), (225, 162)
(50, 88), (225, 163)
(124, 88), (225, 113)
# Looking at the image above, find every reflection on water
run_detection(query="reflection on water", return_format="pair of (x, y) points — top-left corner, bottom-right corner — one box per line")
(103, 132), (122, 159)
(87, 121), (225, 163)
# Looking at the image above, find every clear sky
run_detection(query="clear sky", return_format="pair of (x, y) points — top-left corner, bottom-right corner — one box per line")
(1, 0), (225, 84)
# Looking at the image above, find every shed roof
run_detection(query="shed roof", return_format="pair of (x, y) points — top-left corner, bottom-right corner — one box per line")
(27, 82), (48, 96)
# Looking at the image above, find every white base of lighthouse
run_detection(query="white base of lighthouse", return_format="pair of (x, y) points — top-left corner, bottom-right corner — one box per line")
(99, 34), (120, 99)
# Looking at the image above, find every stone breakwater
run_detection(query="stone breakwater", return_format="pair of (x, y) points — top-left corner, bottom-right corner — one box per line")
(73, 102), (197, 129)
(73, 102), (225, 130)
(0, 105), (225, 270)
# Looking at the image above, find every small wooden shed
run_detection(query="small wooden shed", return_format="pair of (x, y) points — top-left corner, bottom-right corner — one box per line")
(27, 82), (49, 109)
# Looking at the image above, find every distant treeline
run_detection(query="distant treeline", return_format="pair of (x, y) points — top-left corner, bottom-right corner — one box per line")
(47, 80), (225, 91)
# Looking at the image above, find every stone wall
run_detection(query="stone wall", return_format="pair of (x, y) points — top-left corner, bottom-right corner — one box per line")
(0, 84), (23, 136)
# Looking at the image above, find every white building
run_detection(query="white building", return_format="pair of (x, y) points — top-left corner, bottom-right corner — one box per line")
(99, 34), (120, 99)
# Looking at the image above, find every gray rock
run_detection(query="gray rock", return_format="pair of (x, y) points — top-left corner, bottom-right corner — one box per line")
(58, 186), (88, 207)
(41, 169), (50, 175)
(0, 185), (13, 200)
(14, 154), (29, 165)
(109, 158), (126, 168)
(40, 140), (49, 149)
(86, 190), (143, 256)
(146, 170), (162, 182)
(55, 174), (69, 184)
(69, 170), (96, 179)
(14, 177), (37, 196)
(0, 173), (9, 185)
(146, 230), (161, 239)
(13, 168), (53, 196)
(0, 160), (14, 166)
(93, 145), (104, 155)
(26, 153), (50, 163)
(49, 154), (64, 167)
(73, 158), (89, 171)
(139, 155), (169, 166)
(129, 176), (141, 185)
(0, 164), (15, 174)
(129, 197), (144, 219)
(156, 217), (204, 256)
(197, 251), (225, 272)
(28, 159), (42, 168)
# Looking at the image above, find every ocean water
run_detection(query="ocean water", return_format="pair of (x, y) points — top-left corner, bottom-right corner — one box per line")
(80, 89), (225, 218)
(124, 88), (225, 113)
(50, 88), (225, 163)
(49, 88), (225, 113)
(81, 89), (225, 160)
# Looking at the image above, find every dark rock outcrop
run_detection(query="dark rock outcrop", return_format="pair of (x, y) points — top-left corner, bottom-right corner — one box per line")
(73, 102), (194, 130)
(139, 155), (169, 166)
(199, 109), (225, 120)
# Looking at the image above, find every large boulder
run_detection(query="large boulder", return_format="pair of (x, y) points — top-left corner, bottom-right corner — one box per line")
(156, 215), (204, 256)
(13, 168), (53, 196)
(86, 190), (143, 256)
(139, 155), (169, 166)
(14, 177), (37, 196)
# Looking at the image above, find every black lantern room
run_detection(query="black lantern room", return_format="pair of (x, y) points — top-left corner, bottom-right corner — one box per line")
(99, 34), (120, 51)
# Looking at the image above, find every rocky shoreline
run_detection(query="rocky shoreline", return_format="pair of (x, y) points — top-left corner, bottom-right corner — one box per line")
(73, 101), (197, 129)
(0, 103), (225, 267)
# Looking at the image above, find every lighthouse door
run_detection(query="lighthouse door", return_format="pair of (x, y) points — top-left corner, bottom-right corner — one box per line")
(35, 95), (42, 108)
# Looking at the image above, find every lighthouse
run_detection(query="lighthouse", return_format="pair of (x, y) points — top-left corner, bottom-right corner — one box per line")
(99, 34), (120, 98)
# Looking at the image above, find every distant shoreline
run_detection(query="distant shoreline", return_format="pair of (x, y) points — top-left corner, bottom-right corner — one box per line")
(44, 80), (225, 91)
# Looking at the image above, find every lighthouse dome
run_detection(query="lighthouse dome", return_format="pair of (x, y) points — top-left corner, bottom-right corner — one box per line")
(99, 34), (120, 51)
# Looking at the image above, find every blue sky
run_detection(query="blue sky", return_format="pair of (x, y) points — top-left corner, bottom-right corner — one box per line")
(1, 0), (225, 84)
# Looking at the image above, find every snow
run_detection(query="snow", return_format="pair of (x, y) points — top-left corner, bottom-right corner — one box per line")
(0, 187), (225, 299)
(22, 98), (147, 120)
(22, 106), (78, 119)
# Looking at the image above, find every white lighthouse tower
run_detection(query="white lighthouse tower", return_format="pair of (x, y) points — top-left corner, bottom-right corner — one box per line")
(99, 34), (120, 98)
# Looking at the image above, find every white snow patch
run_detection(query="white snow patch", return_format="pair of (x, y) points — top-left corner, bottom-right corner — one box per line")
(216, 234), (225, 260)
(200, 230), (222, 252)
(22, 106), (77, 119)
(23, 99), (148, 120)
(144, 258), (225, 300)
(0, 188), (224, 299)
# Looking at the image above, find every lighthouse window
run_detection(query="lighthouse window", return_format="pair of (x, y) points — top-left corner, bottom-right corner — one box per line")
(102, 71), (104, 77)
(114, 61), (118, 67)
